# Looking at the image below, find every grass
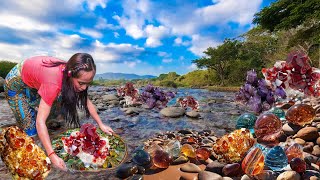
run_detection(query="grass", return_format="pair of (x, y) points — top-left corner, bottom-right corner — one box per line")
(206, 86), (240, 92)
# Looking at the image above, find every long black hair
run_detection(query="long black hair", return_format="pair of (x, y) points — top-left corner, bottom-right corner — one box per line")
(43, 53), (96, 128)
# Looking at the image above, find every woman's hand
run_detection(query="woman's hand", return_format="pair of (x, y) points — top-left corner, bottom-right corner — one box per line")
(49, 153), (67, 171)
(99, 123), (114, 135)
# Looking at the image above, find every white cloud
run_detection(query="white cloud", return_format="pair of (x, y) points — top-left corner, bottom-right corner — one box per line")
(85, 0), (108, 11)
(59, 34), (83, 48)
(145, 25), (169, 47)
(79, 28), (103, 39)
(188, 63), (198, 70)
(95, 17), (120, 30)
(158, 51), (170, 57)
(0, 13), (53, 32)
(162, 58), (172, 63)
(188, 34), (221, 56)
(124, 61), (137, 68)
(174, 37), (190, 46)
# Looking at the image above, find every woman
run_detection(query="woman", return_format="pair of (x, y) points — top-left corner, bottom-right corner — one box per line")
(3, 53), (114, 170)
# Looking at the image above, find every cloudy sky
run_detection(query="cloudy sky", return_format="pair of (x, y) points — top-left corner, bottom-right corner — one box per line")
(0, 0), (275, 76)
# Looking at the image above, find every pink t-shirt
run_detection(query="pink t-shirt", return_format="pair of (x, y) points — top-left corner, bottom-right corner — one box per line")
(21, 56), (65, 106)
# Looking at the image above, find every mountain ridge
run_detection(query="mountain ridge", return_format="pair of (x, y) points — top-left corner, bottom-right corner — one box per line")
(94, 72), (157, 80)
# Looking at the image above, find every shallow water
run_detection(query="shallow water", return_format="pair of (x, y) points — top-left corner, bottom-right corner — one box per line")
(0, 87), (246, 179)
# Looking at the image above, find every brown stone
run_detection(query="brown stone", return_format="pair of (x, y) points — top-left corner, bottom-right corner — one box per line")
(294, 127), (319, 141)
(198, 171), (223, 180)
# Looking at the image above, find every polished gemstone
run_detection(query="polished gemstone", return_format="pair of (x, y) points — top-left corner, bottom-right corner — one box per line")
(285, 104), (316, 126)
(236, 113), (257, 134)
(241, 147), (264, 176)
(265, 146), (288, 171)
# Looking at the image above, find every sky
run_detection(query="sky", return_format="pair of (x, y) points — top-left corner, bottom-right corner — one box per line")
(0, 0), (275, 76)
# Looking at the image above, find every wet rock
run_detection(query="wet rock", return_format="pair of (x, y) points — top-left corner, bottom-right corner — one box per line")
(186, 110), (200, 118)
(172, 156), (189, 165)
(198, 171), (223, 180)
(312, 145), (320, 156)
(180, 163), (201, 173)
(301, 170), (320, 180)
(282, 123), (301, 136)
(127, 174), (143, 180)
(294, 127), (319, 141)
(222, 163), (242, 177)
(276, 170), (300, 180)
(116, 163), (138, 179)
(102, 94), (119, 101)
(205, 161), (225, 175)
(160, 107), (185, 118)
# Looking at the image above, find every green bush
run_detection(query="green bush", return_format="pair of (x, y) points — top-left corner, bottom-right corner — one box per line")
(0, 61), (17, 78)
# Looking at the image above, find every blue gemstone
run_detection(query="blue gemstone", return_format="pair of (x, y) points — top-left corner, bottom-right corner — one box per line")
(268, 107), (285, 120)
(253, 143), (270, 156)
(265, 146), (288, 171)
(236, 113), (257, 133)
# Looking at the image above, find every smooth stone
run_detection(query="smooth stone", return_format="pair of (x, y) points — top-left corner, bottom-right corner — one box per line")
(317, 137), (320, 145)
(160, 107), (186, 118)
(102, 94), (119, 101)
(180, 174), (197, 180)
(240, 174), (251, 180)
(205, 161), (225, 175)
(180, 163), (202, 173)
(254, 170), (277, 180)
(128, 174), (143, 180)
(222, 163), (241, 177)
(222, 177), (233, 180)
(186, 110), (200, 118)
(178, 130), (193, 135)
(276, 171), (300, 180)
(172, 156), (189, 165)
(310, 163), (319, 171)
(304, 153), (319, 164)
(198, 171), (223, 180)
(294, 138), (306, 145)
(116, 163), (139, 179)
(302, 170), (320, 180)
(294, 127), (319, 141)
(312, 145), (320, 156)
(282, 123), (301, 135)
(303, 142), (314, 153)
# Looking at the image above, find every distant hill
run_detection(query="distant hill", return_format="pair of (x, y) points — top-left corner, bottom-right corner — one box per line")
(94, 72), (157, 80)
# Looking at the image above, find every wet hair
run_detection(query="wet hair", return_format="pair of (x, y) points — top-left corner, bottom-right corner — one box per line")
(43, 53), (96, 128)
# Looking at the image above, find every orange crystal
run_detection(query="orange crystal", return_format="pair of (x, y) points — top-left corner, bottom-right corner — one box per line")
(212, 129), (255, 163)
(180, 144), (196, 158)
(285, 143), (303, 162)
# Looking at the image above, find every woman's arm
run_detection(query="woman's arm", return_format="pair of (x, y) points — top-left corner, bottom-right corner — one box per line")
(36, 98), (67, 171)
(87, 98), (114, 135)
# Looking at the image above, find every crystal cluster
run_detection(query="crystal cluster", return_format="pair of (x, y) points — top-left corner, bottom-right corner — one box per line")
(254, 113), (282, 146)
(235, 70), (286, 113)
(140, 84), (175, 109)
(178, 96), (199, 110)
(117, 82), (139, 105)
(285, 104), (316, 126)
(262, 52), (320, 97)
(213, 129), (255, 163)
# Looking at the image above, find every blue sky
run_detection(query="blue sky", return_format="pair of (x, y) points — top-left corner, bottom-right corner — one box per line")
(0, 0), (275, 76)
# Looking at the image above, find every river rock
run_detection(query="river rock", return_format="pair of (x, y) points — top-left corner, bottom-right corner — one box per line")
(186, 110), (200, 118)
(205, 161), (225, 175)
(198, 171), (223, 180)
(282, 123), (301, 135)
(180, 163), (201, 173)
(102, 94), (119, 101)
(160, 107), (185, 118)
(276, 171), (300, 180)
(294, 127), (319, 141)
(312, 145), (320, 156)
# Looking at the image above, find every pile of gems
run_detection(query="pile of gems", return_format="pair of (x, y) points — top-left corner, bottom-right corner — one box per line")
(115, 52), (320, 179)
(115, 103), (320, 179)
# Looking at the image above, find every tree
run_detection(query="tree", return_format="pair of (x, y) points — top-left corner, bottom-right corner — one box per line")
(192, 39), (240, 86)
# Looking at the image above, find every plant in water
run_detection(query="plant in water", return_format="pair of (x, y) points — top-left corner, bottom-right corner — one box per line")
(140, 84), (175, 109)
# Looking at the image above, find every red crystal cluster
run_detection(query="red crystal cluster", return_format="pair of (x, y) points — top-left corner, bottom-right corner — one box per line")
(262, 52), (320, 96)
(178, 96), (199, 110)
(62, 124), (109, 161)
(117, 82), (139, 102)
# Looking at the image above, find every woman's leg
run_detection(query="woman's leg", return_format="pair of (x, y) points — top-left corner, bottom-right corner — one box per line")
(4, 64), (38, 136)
